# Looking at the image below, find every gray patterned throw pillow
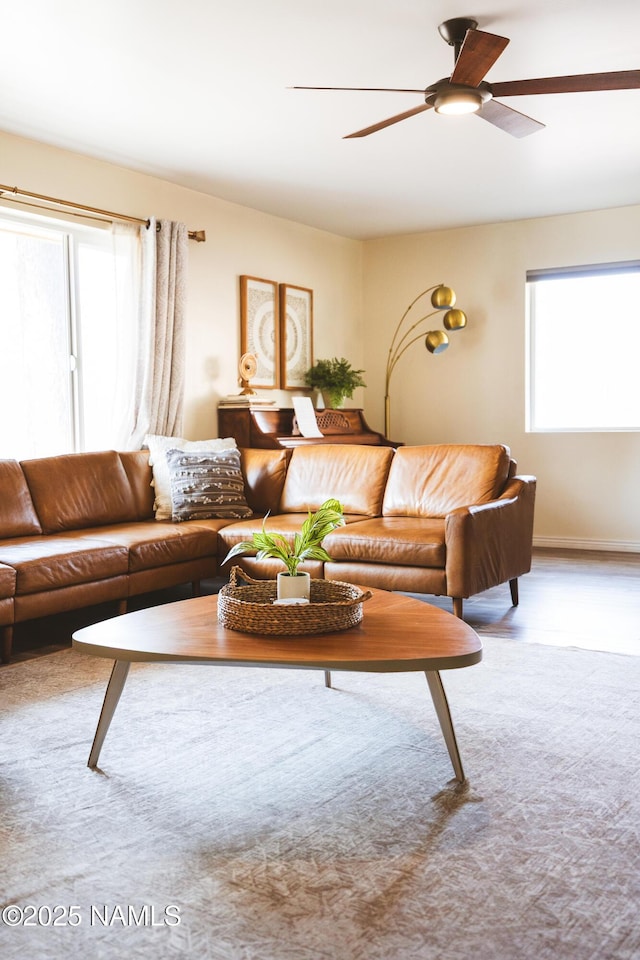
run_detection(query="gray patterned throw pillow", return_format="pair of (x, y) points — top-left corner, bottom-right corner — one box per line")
(165, 448), (253, 521)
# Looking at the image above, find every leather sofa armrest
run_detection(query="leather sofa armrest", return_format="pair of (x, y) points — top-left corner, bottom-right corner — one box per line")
(444, 476), (537, 599)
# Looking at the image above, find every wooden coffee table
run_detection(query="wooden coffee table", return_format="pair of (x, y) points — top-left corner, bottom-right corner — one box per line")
(72, 588), (482, 782)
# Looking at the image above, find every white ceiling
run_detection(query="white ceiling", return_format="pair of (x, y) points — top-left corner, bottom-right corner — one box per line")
(2, 0), (640, 239)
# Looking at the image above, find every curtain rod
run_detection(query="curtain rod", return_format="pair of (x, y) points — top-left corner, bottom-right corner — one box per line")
(0, 183), (206, 242)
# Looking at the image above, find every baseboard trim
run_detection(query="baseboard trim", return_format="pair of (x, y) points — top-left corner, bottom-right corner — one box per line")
(533, 536), (640, 554)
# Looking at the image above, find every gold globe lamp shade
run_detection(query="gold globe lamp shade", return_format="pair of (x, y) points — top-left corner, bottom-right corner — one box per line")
(431, 285), (456, 309)
(443, 308), (467, 331)
(425, 330), (450, 354)
(384, 282), (469, 438)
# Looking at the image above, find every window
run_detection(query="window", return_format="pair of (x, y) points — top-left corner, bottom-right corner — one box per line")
(526, 261), (640, 432)
(0, 208), (139, 459)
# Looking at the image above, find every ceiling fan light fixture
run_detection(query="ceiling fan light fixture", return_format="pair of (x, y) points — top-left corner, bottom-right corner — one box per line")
(433, 85), (485, 115)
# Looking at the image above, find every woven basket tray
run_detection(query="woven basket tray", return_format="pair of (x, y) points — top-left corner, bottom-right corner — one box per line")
(218, 567), (372, 636)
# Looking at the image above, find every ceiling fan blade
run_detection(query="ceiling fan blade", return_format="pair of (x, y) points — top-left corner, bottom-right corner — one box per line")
(451, 29), (509, 86)
(343, 103), (433, 139)
(477, 99), (545, 138)
(491, 70), (640, 97)
(290, 86), (425, 94)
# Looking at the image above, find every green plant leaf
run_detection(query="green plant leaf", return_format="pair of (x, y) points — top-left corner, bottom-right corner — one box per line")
(249, 532), (274, 552)
(304, 357), (366, 397)
(300, 545), (334, 563)
(221, 539), (258, 565)
(222, 498), (344, 574)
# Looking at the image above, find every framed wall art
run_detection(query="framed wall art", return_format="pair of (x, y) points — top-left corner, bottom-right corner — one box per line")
(240, 276), (279, 388)
(279, 283), (313, 389)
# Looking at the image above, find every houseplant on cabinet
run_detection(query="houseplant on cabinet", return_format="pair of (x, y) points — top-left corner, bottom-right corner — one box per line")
(222, 499), (345, 600)
(304, 357), (366, 409)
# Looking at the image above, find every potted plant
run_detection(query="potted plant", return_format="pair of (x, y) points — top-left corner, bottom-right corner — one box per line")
(304, 357), (366, 409)
(222, 498), (345, 600)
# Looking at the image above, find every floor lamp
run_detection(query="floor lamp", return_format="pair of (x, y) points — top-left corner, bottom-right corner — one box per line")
(384, 284), (467, 438)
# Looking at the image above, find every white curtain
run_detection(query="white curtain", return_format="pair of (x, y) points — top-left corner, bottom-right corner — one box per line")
(110, 222), (143, 449)
(123, 217), (188, 448)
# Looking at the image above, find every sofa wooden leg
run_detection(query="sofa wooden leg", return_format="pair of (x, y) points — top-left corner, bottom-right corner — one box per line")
(453, 597), (463, 619)
(117, 600), (128, 616)
(2, 625), (13, 664)
(509, 578), (519, 606)
(192, 580), (202, 598)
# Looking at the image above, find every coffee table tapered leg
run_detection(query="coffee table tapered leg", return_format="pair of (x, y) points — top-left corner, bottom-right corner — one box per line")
(88, 660), (131, 769)
(424, 670), (465, 783)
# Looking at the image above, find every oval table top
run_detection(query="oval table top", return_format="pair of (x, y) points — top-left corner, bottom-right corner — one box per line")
(73, 588), (482, 675)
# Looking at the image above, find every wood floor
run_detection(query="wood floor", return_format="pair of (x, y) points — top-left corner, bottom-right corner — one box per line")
(4, 547), (639, 665)
(422, 548), (640, 657)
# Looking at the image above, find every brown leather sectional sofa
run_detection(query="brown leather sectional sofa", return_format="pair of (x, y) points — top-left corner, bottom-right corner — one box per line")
(0, 442), (536, 663)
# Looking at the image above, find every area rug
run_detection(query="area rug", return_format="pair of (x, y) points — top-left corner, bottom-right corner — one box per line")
(1, 638), (639, 960)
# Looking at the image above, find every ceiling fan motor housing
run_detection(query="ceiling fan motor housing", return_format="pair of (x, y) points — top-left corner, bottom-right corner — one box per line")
(426, 78), (492, 108)
(438, 18), (479, 59)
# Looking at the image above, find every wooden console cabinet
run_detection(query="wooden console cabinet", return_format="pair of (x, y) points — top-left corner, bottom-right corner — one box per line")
(218, 405), (400, 449)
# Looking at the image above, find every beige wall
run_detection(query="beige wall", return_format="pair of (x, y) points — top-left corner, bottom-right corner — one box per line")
(0, 130), (363, 439)
(362, 206), (640, 550)
(2, 129), (639, 549)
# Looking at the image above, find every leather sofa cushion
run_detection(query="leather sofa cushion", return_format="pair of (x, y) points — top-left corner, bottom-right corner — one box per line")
(0, 536), (128, 594)
(240, 448), (290, 514)
(383, 444), (511, 518)
(84, 521), (222, 572)
(13, 579), (128, 624)
(21, 451), (140, 533)
(0, 562), (17, 599)
(324, 517), (446, 567)
(118, 451), (155, 519)
(324, 560), (447, 597)
(0, 460), (42, 537)
(279, 444), (394, 516)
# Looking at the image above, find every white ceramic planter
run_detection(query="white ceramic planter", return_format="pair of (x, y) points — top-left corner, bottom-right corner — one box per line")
(276, 571), (311, 601)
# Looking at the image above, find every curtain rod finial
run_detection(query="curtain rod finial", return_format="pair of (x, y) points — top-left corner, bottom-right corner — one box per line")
(189, 229), (206, 243)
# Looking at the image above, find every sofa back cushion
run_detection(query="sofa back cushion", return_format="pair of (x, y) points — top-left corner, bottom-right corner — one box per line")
(21, 451), (140, 533)
(240, 448), (290, 514)
(118, 450), (155, 520)
(382, 444), (511, 518)
(0, 460), (43, 537)
(279, 444), (394, 517)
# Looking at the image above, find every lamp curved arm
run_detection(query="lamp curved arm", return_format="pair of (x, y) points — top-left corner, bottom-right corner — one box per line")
(383, 282), (460, 439)
(386, 309), (440, 379)
(385, 331), (436, 394)
(385, 331), (445, 438)
(386, 284), (444, 366)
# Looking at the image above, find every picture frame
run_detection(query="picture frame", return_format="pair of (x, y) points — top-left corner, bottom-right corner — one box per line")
(279, 284), (313, 389)
(240, 276), (279, 388)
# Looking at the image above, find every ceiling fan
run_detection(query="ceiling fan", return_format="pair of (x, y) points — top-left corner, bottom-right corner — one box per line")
(292, 16), (640, 139)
